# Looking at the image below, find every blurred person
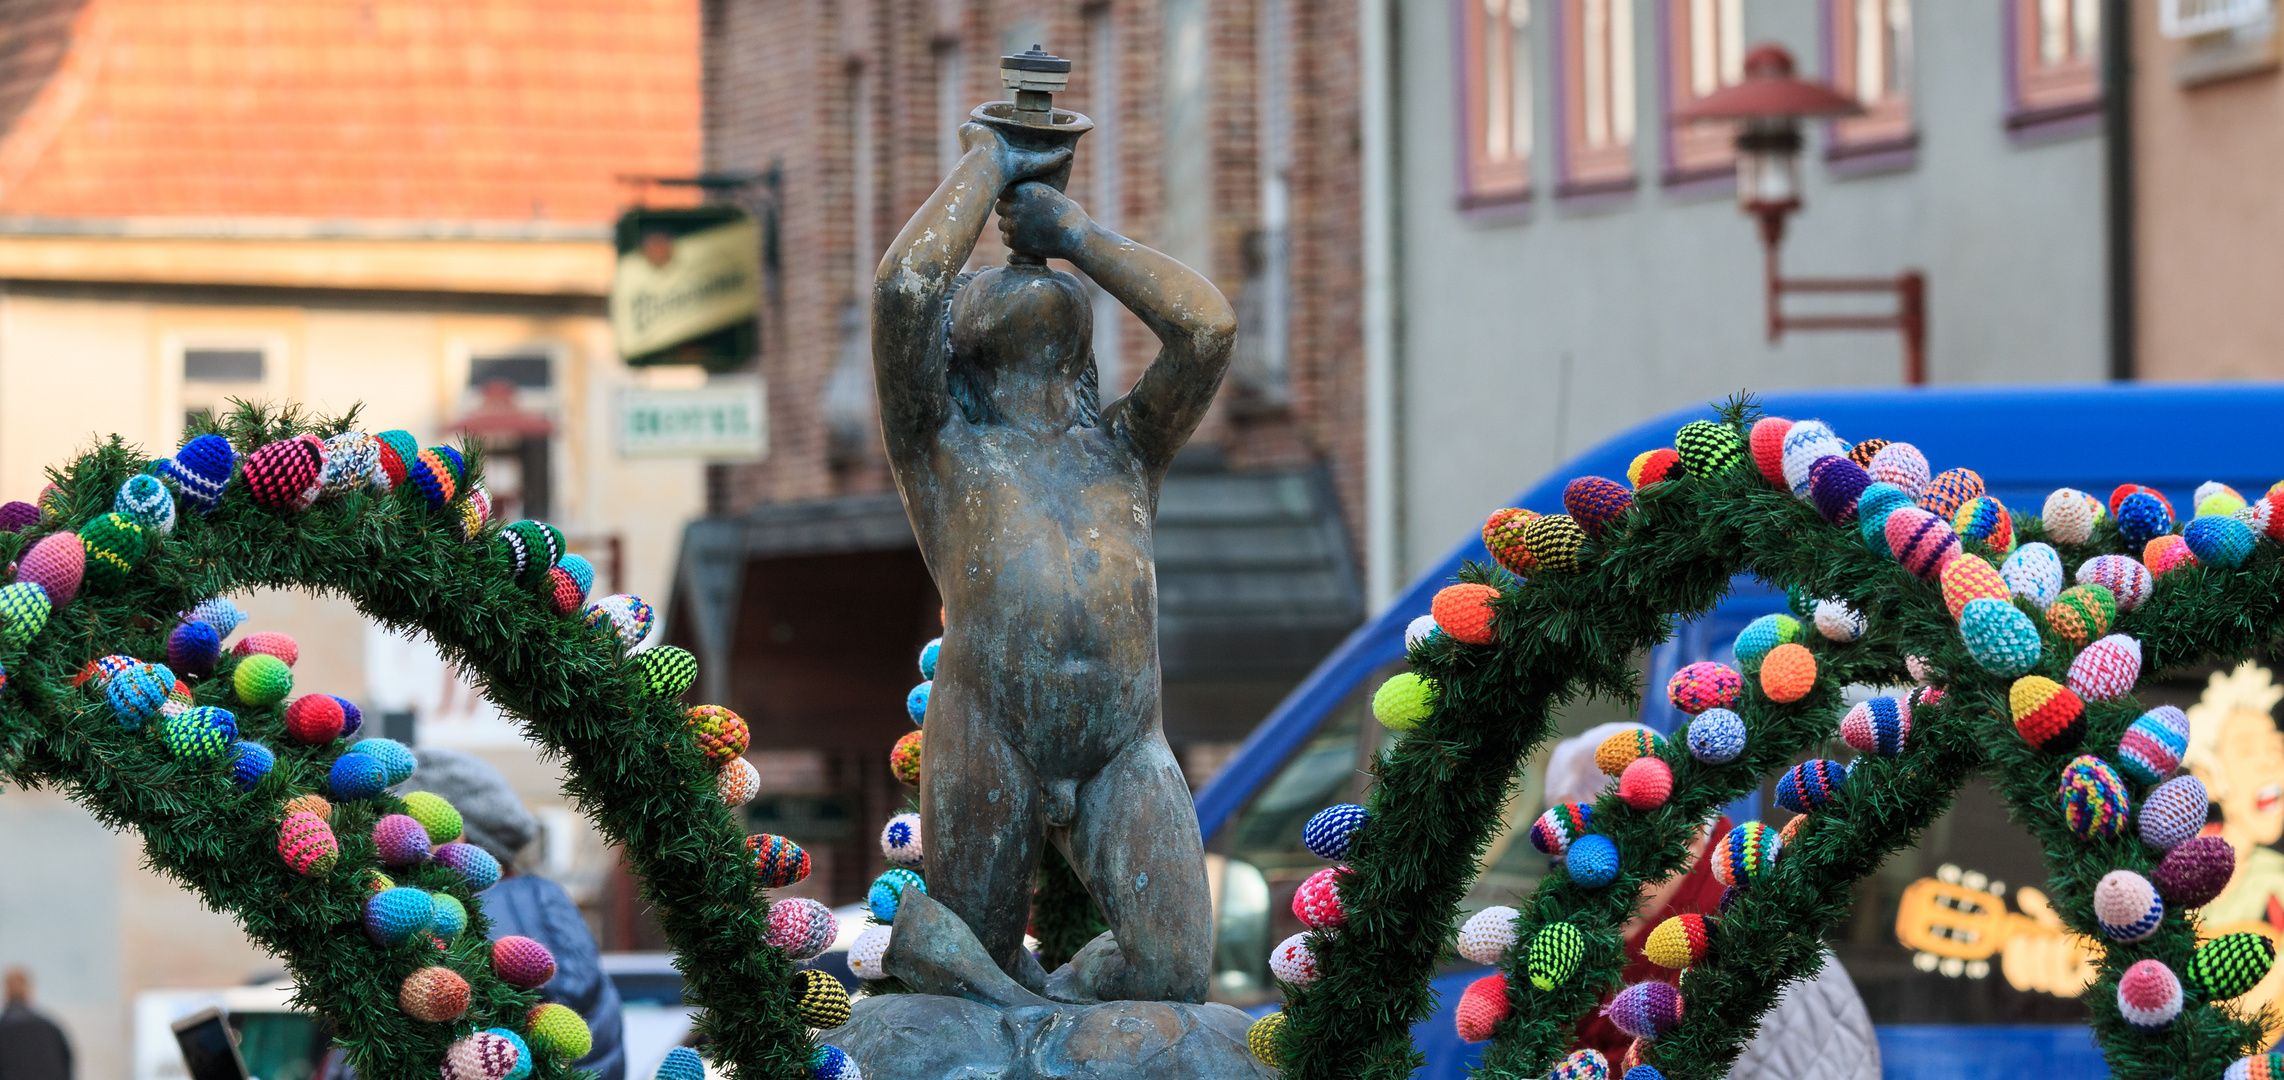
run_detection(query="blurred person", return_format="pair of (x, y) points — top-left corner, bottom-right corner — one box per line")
(0, 967), (71, 1080)
(1541, 724), (1877, 1078)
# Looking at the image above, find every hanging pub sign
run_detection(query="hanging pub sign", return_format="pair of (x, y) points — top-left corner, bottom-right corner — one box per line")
(610, 205), (761, 372)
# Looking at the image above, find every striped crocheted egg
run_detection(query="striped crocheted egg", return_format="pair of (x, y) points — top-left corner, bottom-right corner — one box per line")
(1749, 417), (1793, 487)
(1523, 514), (1589, 574)
(2231, 1054), (2284, 1080)
(114, 473), (176, 537)
(1481, 507), (1539, 577)
(1952, 496), (2014, 554)
(1780, 421), (1848, 498)
(747, 833), (812, 888)
(1292, 866), (1350, 929)
(1563, 477), (1633, 538)
(1667, 661), (1742, 715)
(2047, 584), (2117, 648)
(2193, 933), (2278, 1001)
(1607, 981), (1683, 1041)
(1550, 1050), (1611, 1080)
(2117, 705), (2191, 786)
(1867, 442), (1930, 496)
(1917, 468), (1986, 520)
(1567, 834), (1620, 888)
(276, 810), (338, 877)
(634, 646), (699, 698)
(1686, 708), (1747, 763)
(242, 435), (327, 511)
(106, 662), (174, 728)
(1809, 456), (1872, 523)
(161, 706), (236, 765)
(2138, 775), (2208, 851)
(1712, 822), (1780, 888)
(439, 1031), (519, 1080)
(2068, 634), (2142, 700)
(2058, 755), (2132, 839)
(1433, 582), (1500, 645)
(1759, 642), (1817, 704)
(1527, 922), (1587, 991)
(1775, 759), (1846, 814)
(1455, 905), (1520, 965)
(1628, 448), (1683, 489)
(371, 430), (415, 489)
(1303, 803), (1367, 860)
(2240, 496), (2277, 537)
(2010, 676), (2086, 752)
(1673, 419), (1745, 479)
(2186, 514), (2257, 569)
(1452, 973), (1511, 1043)
(1856, 482), (1916, 557)
(2077, 555), (2153, 612)
(161, 434), (237, 513)
(1595, 729), (1665, 777)
(1731, 614), (1801, 672)
(1644, 913), (1712, 969)
(1939, 554), (2009, 621)
(2117, 959), (2183, 1032)
(80, 513), (146, 590)
(407, 448), (459, 509)
(1841, 696), (1911, 757)
(1886, 508), (1962, 578)
(2093, 870), (2164, 942)
(2116, 491), (2174, 549)
(792, 968), (854, 1031)
(1530, 802), (1594, 857)
(2000, 542), (2065, 608)
(2145, 534), (2197, 577)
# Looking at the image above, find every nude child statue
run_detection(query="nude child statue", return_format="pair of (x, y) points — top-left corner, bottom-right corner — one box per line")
(871, 121), (1237, 1003)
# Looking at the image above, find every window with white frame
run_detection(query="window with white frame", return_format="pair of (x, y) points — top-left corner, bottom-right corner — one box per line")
(1459, 0), (1534, 206)
(1827, 0), (1915, 154)
(1559, 0), (1635, 192)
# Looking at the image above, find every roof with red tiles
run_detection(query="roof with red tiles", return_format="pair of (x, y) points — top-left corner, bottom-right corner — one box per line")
(0, 0), (699, 224)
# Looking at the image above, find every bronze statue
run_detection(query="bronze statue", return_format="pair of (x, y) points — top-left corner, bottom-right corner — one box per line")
(872, 49), (1236, 1004)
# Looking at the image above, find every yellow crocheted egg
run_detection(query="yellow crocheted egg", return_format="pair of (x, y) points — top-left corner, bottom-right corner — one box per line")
(1373, 672), (1438, 731)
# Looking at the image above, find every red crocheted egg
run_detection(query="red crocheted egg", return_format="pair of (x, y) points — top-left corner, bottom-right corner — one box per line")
(1627, 448), (1683, 489)
(548, 566), (584, 614)
(243, 435), (327, 511)
(1482, 508), (1539, 577)
(1292, 866), (1350, 929)
(1618, 756), (1674, 811)
(1563, 476), (1634, 539)
(1759, 644), (1817, 704)
(285, 695), (346, 744)
(1667, 661), (1742, 715)
(1432, 583), (1500, 646)
(1454, 973), (1511, 1043)
(233, 631), (300, 666)
(1749, 418), (1794, 488)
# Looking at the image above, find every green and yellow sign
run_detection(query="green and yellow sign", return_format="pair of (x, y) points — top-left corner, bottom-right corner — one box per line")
(610, 206), (761, 371)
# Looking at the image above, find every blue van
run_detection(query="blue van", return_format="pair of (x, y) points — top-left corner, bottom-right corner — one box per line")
(1192, 384), (2284, 1078)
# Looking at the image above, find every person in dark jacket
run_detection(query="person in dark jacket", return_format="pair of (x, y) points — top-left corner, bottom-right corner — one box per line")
(0, 968), (72, 1080)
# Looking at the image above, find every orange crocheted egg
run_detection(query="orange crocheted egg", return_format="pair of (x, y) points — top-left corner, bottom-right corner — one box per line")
(1760, 643), (1818, 704)
(1939, 554), (2009, 621)
(1595, 728), (1665, 777)
(1432, 583), (1500, 646)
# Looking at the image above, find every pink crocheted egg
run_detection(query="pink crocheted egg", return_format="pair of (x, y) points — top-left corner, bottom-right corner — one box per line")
(1292, 866), (1350, 929)
(372, 813), (432, 867)
(2139, 775), (2208, 852)
(440, 1032), (521, 1080)
(1886, 508), (1962, 579)
(2093, 870), (2164, 942)
(2155, 836), (2236, 909)
(1454, 973), (1511, 1043)
(2076, 555), (2153, 612)
(1562, 476), (1634, 539)
(243, 434), (327, 511)
(2117, 959), (2183, 1031)
(13, 532), (83, 606)
(1939, 555), (2009, 621)
(233, 631), (301, 666)
(491, 936), (557, 989)
(1867, 442), (1930, 496)
(276, 810), (338, 876)
(2067, 634), (2142, 700)
(765, 897), (838, 961)
(1605, 981), (1683, 1040)
(1269, 932), (1320, 986)
(1618, 757), (1674, 811)
(1666, 662), (1742, 715)
(2145, 534), (2197, 577)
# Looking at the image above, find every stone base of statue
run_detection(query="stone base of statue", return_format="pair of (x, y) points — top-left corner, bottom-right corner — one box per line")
(821, 890), (1274, 1079)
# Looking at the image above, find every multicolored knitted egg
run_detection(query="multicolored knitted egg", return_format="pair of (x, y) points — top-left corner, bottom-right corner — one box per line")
(1841, 697), (1911, 757)
(1304, 803), (1368, 860)
(1808, 456), (1872, 523)
(2077, 555), (2152, 612)
(879, 812), (924, 868)
(161, 434), (237, 513)
(1531, 803), (1595, 858)
(435, 842), (502, 891)
(2117, 705), (2191, 786)
(1645, 913), (1711, 970)
(2231, 1053), (2284, 1080)
(15, 532), (84, 607)
(1628, 448), (1683, 489)
(2142, 534), (2195, 577)
(107, 661), (174, 728)
(352, 737), (418, 784)
(1455, 905), (1519, 964)
(1432, 582), (1501, 645)
(492, 936), (557, 989)
(78, 513), (146, 590)
(1931, 556), (2005, 624)
(373, 814), (432, 867)
(766, 896), (839, 960)
(584, 594), (658, 647)
(2185, 514), (2257, 569)
(717, 756), (761, 807)
(1917, 468), (1985, 520)
(1453, 973), (1511, 1043)
(0, 581), (50, 647)
(1246, 1011), (1288, 1066)
(1594, 729), (1664, 777)
(364, 886), (435, 945)
(232, 652), (293, 706)
(1731, 614), (1802, 672)
(1775, 759), (1846, 814)
(1759, 643), (1817, 704)
(1867, 442), (1930, 496)
(1811, 599), (1866, 643)
(2115, 491), (2173, 549)
(1748, 417), (1793, 487)
(1712, 822), (1780, 888)
(2192, 933), (2278, 1001)
(749, 833), (811, 888)
(2157, 836), (2236, 908)
(2068, 634), (2142, 700)
(1665, 661), (1743, 716)
(276, 811), (338, 876)
(1549, 1049), (1610, 1080)
(2059, 755), (2132, 838)
(314, 431), (379, 498)
(405, 448), (459, 510)
(525, 1003), (592, 1059)
(792, 968), (853, 1029)
(635, 646), (699, 698)
(1482, 507), (1539, 577)
(683, 704), (750, 764)
(1373, 672), (1438, 731)
(2047, 585), (2117, 649)
(1563, 477), (1634, 539)
(284, 694), (346, 744)
(1523, 514), (1589, 574)
(1619, 757), (1674, 810)
(1607, 981), (1683, 1041)
(438, 1031), (519, 1080)
(1959, 598), (2042, 677)
(1674, 419), (1745, 479)
(2138, 775), (2208, 852)
(1567, 834), (1620, 888)
(162, 706), (236, 765)
(1269, 933), (1319, 986)
(2117, 959), (2183, 1032)
(328, 752), (390, 800)
(1886, 509), (1962, 579)
(1951, 496), (2014, 554)
(1292, 866), (1350, 928)
(1528, 922), (1587, 991)
(1856, 483), (1916, 558)
(1999, 543), (2065, 609)
(890, 730), (923, 786)
(2009, 677), (2085, 753)
(1686, 708), (1746, 763)
(1779, 421), (1848, 497)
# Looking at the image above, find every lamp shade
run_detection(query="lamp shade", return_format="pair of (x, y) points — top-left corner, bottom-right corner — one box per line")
(1675, 44), (1865, 121)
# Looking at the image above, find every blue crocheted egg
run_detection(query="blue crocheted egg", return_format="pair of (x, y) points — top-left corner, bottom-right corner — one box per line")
(1841, 697), (1910, 757)
(1809, 456), (1872, 523)
(186, 597), (246, 638)
(2185, 515), (2256, 569)
(869, 868), (927, 922)
(1566, 834), (1620, 889)
(161, 434), (237, 513)
(114, 473), (176, 537)
(1775, 759), (1846, 814)
(1959, 598), (2042, 677)
(1731, 614), (1801, 672)
(430, 893), (468, 940)
(906, 682), (931, 725)
(106, 661), (175, 728)
(2116, 492), (2173, 549)
(161, 706), (237, 765)
(168, 620), (222, 675)
(2140, 775), (2208, 852)
(2000, 543), (2065, 608)
(363, 886), (435, 946)
(1303, 804), (1369, 860)
(1686, 708), (1747, 764)
(655, 1047), (704, 1080)
(228, 741), (275, 792)
(327, 752), (389, 800)
(919, 637), (942, 681)
(350, 737), (418, 785)
(436, 842), (503, 892)
(1624, 1068), (1668, 1080)
(486, 1029), (534, 1080)
(1856, 483), (1915, 557)
(808, 1046), (856, 1080)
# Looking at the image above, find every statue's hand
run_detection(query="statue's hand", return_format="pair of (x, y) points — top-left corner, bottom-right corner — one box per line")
(996, 182), (1091, 261)
(958, 123), (1071, 184)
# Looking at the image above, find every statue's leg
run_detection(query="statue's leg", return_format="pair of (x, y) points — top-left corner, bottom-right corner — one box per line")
(1065, 733), (1212, 1003)
(920, 717), (1046, 982)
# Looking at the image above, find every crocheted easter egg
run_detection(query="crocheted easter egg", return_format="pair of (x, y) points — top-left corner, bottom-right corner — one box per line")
(1857, 483), (1915, 558)
(1674, 419), (1745, 479)
(917, 637), (942, 681)
(400, 791), (462, 844)
(1645, 913), (1711, 970)
(1269, 933), (1319, 986)
(284, 793), (332, 822)
(2115, 491), (2173, 549)
(328, 752), (390, 801)
(1934, 555), (2005, 623)
(1811, 599), (1865, 643)
(2144, 534), (2196, 577)
(1619, 757), (1674, 811)
(1607, 981), (1683, 1041)
(2112, 958), (2183, 1033)
(2068, 634), (2142, 700)
(1775, 759), (1846, 814)
(1951, 496), (2014, 554)
(429, 892), (469, 942)
(2117, 705), (2191, 786)
(492, 936), (557, 989)
(1432, 582), (1501, 645)
(242, 435), (327, 512)
(1373, 672), (1438, 731)
(1531, 802), (1594, 858)
(1628, 448), (1683, 489)
(1666, 662), (1740, 715)
(1293, 866), (1350, 928)
(498, 521), (558, 591)
(166, 620), (221, 676)
(2197, 480), (2247, 515)
(1456, 905), (1519, 964)
(1759, 643), (1817, 704)
(805, 1046), (857, 1080)
(283, 694), (345, 745)
(2000, 543), (2065, 609)
(890, 731), (923, 786)
(1841, 697), (1911, 757)
(0, 582), (51, 647)
(2241, 496), (2277, 537)
(162, 706), (236, 765)
(1482, 507), (1540, 577)
(1959, 598), (2042, 677)
(1246, 1011), (1288, 1066)
(526, 1003), (591, 1059)
(1550, 1049), (1610, 1080)
(227, 740), (274, 792)
(371, 431), (415, 486)
(14, 532), (84, 607)
(880, 812), (924, 868)
(717, 756), (761, 807)
(1808, 456), (1872, 524)
(1524, 514), (1589, 574)
(232, 653), (293, 706)
(276, 811), (338, 876)
(1528, 922), (1587, 991)
(1304, 803), (1369, 860)
(1886, 509), (1961, 579)
(353, 737), (418, 784)
(2231, 1054), (2284, 1080)
(2186, 514), (2257, 569)
(1731, 615), (1801, 673)
(1780, 421), (1848, 498)
(2009, 677), (2086, 753)
(655, 1047), (705, 1080)
(750, 833), (812, 888)
(233, 631), (299, 666)
(793, 968), (853, 1030)
(1748, 418), (1793, 486)
(1712, 822), (1780, 888)
(405, 448), (459, 510)
(2047, 585), (2117, 650)
(365, 886), (435, 946)
(1867, 442), (1930, 496)
(2077, 555), (2153, 612)
(1917, 468), (1985, 520)
(683, 704), (750, 764)
(372, 814), (432, 867)
(435, 842), (502, 892)
(2108, 484), (2174, 518)
(2156, 836), (2236, 908)
(315, 432), (379, 498)
(584, 594), (657, 648)
(161, 434), (237, 513)
(2092, 863), (2162, 938)
(1399, 614), (1433, 648)
(107, 662), (174, 728)
(187, 597), (245, 638)
(0, 501), (36, 533)
(544, 566), (583, 613)
(1453, 973), (1511, 1043)
(2193, 933), (2278, 1001)
(1567, 834), (1620, 888)
(1595, 729), (1664, 777)
(439, 1031), (519, 1080)
(2040, 487), (2099, 545)
(2139, 775), (2208, 852)
(1687, 708), (1747, 763)
(632, 646), (700, 700)
(767, 896), (839, 960)
(1564, 477), (1634, 538)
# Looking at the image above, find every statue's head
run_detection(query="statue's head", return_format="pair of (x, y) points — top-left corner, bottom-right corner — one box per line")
(2188, 661), (2284, 846)
(946, 263), (1098, 426)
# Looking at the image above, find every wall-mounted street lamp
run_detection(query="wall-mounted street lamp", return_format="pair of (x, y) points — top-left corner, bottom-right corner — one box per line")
(1679, 44), (1929, 385)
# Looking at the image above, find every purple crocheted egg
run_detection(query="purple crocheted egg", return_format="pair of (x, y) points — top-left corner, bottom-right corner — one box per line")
(372, 813), (432, 867)
(1562, 477), (1634, 539)
(491, 935), (557, 989)
(2139, 775), (2209, 852)
(1605, 981), (1683, 1040)
(434, 842), (503, 891)
(1808, 455), (1872, 523)
(2155, 836), (2236, 909)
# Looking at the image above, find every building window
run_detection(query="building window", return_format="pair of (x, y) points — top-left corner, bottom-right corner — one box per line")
(2008, 0), (2101, 128)
(1662, 0), (1743, 183)
(171, 336), (286, 436)
(461, 348), (556, 520)
(1827, 0), (1915, 157)
(1459, 0), (1533, 206)
(1557, 0), (1636, 194)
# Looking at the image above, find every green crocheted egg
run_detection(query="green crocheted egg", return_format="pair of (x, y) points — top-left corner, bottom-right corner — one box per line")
(2192, 932), (2277, 1001)
(1674, 420), (1745, 479)
(1527, 921), (1587, 991)
(162, 706), (236, 766)
(233, 653), (294, 707)
(80, 512), (147, 590)
(1372, 672), (1437, 731)
(400, 791), (464, 845)
(0, 581), (53, 646)
(635, 646), (700, 698)
(525, 1002), (591, 1059)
